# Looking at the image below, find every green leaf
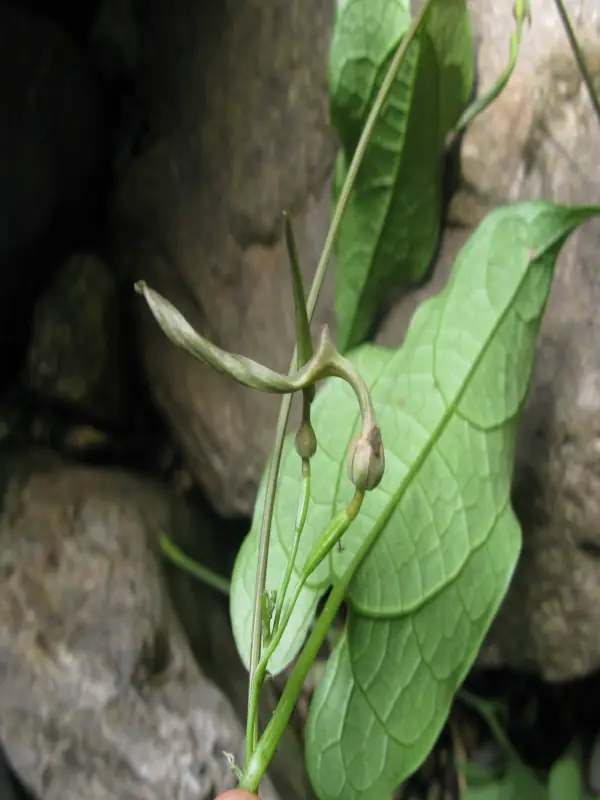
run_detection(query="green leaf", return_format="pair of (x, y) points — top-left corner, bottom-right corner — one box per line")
(457, 697), (547, 800)
(231, 203), (598, 674)
(424, 0), (476, 135)
(230, 475), (323, 676)
(304, 204), (599, 799)
(283, 211), (313, 370)
(329, 0), (412, 157)
(306, 205), (600, 799)
(461, 727), (584, 800)
(230, 345), (390, 675)
(463, 758), (547, 800)
(329, 0), (474, 352)
(230, 202), (600, 797)
(307, 511), (520, 799)
(548, 751), (583, 800)
(458, 698), (585, 800)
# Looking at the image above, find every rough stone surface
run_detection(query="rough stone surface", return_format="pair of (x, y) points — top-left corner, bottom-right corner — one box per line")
(0, 3), (107, 373)
(454, 0), (600, 222)
(0, 450), (279, 799)
(0, 741), (24, 800)
(111, 0), (336, 517)
(381, 0), (600, 681)
(23, 254), (130, 426)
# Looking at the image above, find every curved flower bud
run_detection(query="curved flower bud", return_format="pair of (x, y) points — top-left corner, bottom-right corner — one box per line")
(347, 424), (385, 491)
(134, 280), (336, 395)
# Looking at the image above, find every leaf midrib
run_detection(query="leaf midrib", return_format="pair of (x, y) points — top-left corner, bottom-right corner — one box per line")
(332, 4), (411, 155)
(339, 38), (422, 349)
(349, 235), (535, 617)
(338, 507), (515, 800)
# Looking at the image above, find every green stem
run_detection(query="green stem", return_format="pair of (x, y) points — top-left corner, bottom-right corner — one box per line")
(454, 1), (527, 133)
(245, 497), (361, 768)
(328, 351), (377, 426)
(245, 0), (437, 759)
(245, 575), (308, 766)
(158, 533), (230, 597)
(300, 490), (364, 579)
(553, 0), (600, 127)
(239, 508), (378, 793)
(272, 461), (311, 633)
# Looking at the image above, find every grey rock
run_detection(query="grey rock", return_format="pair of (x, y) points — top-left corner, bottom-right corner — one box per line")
(111, 0), (337, 517)
(381, 1), (600, 681)
(23, 254), (130, 425)
(455, 0), (600, 220)
(0, 450), (279, 799)
(0, 741), (28, 800)
(465, 0), (600, 682)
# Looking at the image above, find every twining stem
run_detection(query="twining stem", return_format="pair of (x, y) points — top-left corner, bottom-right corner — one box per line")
(245, 0), (437, 757)
(454, 0), (529, 133)
(158, 533), (230, 597)
(245, 577), (308, 765)
(553, 0), (600, 127)
(244, 493), (364, 770)
(300, 490), (364, 578)
(328, 351), (377, 427)
(272, 461), (311, 634)
(239, 501), (378, 793)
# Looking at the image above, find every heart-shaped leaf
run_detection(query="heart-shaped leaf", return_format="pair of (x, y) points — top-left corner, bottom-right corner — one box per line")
(330, 0), (474, 352)
(231, 202), (598, 678)
(302, 202), (600, 797)
(231, 203), (599, 797)
(307, 518), (520, 798)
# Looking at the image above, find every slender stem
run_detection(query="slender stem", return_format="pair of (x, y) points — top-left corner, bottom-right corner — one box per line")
(553, 0), (600, 127)
(327, 350), (377, 424)
(245, 0), (436, 758)
(455, 5), (525, 133)
(158, 533), (230, 597)
(246, 571), (308, 765)
(300, 489), (364, 579)
(245, 495), (361, 767)
(283, 211), (314, 369)
(272, 461), (311, 633)
(239, 509), (378, 793)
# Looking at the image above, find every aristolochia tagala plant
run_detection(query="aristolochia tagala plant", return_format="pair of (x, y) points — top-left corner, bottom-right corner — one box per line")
(136, 0), (600, 797)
